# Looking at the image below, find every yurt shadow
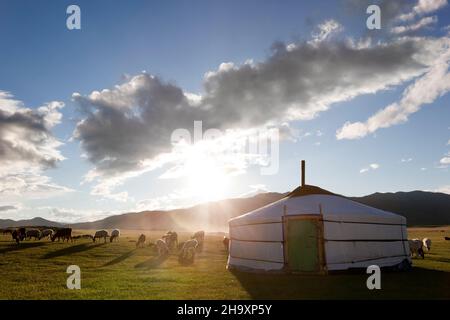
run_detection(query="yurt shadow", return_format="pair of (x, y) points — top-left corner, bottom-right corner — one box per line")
(230, 267), (450, 299)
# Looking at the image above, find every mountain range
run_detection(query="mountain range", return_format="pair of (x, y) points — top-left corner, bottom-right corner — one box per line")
(1, 190), (449, 231)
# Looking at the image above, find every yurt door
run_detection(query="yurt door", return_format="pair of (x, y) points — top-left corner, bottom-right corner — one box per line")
(285, 216), (322, 272)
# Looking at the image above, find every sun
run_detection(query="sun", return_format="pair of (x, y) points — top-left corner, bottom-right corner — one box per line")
(184, 151), (230, 202)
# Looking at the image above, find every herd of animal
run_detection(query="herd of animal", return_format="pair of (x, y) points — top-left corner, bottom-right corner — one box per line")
(2, 227), (121, 244)
(0, 227), (436, 263)
(139, 230), (207, 264)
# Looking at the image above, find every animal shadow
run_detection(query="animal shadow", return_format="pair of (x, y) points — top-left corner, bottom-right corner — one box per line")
(42, 243), (105, 259)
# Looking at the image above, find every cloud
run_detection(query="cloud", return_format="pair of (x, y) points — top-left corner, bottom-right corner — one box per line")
(401, 157), (413, 162)
(360, 163), (380, 173)
(440, 155), (450, 165)
(73, 34), (437, 200)
(391, 16), (438, 34)
(337, 37), (450, 140)
(0, 91), (70, 198)
(311, 19), (343, 43)
(435, 185), (450, 194)
(397, 0), (448, 22)
(0, 205), (18, 212)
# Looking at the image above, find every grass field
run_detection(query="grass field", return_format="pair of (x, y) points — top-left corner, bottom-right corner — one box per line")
(0, 227), (449, 300)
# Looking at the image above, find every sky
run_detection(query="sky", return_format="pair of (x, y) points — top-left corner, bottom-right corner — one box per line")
(0, 0), (450, 222)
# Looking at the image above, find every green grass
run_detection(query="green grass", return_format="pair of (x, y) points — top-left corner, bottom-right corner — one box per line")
(0, 228), (449, 300)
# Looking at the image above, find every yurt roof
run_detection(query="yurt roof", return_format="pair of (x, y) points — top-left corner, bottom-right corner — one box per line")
(229, 184), (406, 227)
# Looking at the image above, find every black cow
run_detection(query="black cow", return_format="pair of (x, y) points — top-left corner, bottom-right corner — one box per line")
(51, 228), (72, 242)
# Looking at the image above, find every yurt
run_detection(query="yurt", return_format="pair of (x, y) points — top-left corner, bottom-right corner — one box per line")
(227, 161), (411, 273)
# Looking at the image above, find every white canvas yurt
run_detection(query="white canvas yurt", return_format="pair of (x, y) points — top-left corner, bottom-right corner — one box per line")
(227, 161), (411, 273)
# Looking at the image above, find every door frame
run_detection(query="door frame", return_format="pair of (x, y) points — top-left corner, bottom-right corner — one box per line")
(282, 214), (327, 274)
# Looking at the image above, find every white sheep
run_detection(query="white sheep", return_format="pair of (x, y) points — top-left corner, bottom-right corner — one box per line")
(178, 239), (199, 264)
(155, 239), (169, 257)
(408, 239), (424, 258)
(422, 238), (431, 251)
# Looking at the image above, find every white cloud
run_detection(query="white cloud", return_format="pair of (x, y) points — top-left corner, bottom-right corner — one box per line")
(440, 155), (450, 165)
(337, 37), (450, 140)
(311, 19), (343, 43)
(360, 163), (380, 173)
(401, 157), (413, 162)
(397, 0), (448, 21)
(0, 91), (71, 200)
(435, 185), (450, 194)
(391, 16), (438, 34)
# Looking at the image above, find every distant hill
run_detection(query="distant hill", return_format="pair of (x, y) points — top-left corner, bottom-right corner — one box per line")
(0, 217), (64, 229)
(350, 191), (450, 226)
(1, 190), (449, 231)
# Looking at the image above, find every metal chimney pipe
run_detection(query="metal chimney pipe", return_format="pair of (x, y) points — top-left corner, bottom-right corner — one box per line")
(301, 160), (305, 186)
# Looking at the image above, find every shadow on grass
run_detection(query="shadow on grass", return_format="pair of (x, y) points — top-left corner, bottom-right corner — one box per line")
(230, 267), (450, 300)
(134, 255), (168, 269)
(0, 242), (47, 254)
(102, 249), (136, 267)
(42, 243), (106, 259)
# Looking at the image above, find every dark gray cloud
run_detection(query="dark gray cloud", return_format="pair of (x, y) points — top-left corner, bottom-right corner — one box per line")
(0, 205), (17, 212)
(0, 93), (64, 171)
(73, 36), (433, 179)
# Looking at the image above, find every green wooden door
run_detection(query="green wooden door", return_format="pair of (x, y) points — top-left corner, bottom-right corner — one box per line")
(286, 219), (319, 272)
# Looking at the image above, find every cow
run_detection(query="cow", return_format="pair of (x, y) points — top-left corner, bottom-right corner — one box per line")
(110, 229), (120, 242)
(25, 229), (42, 240)
(191, 230), (205, 252)
(93, 230), (109, 243)
(51, 228), (72, 242)
(11, 228), (26, 244)
(41, 229), (54, 239)
(136, 234), (146, 248)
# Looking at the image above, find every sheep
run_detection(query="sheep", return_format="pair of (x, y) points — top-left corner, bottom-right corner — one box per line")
(25, 229), (42, 240)
(178, 239), (199, 264)
(162, 231), (178, 250)
(41, 229), (54, 239)
(191, 230), (205, 252)
(110, 229), (120, 242)
(136, 234), (146, 248)
(51, 228), (72, 242)
(223, 236), (230, 251)
(93, 230), (109, 243)
(155, 239), (169, 257)
(422, 238), (432, 252)
(408, 239), (424, 259)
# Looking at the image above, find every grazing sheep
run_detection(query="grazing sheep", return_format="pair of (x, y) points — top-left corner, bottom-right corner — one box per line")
(51, 228), (72, 242)
(223, 236), (230, 251)
(136, 234), (146, 248)
(25, 229), (42, 240)
(422, 238), (432, 251)
(408, 239), (424, 258)
(178, 239), (198, 264)
(162, 231), (178, 250)
(110, 229), (120, 242)
(191, 230), (205, 252)
(41, 229), (54, 239)
(93, 230), (109, 243)
(155, 239), (169, 257)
